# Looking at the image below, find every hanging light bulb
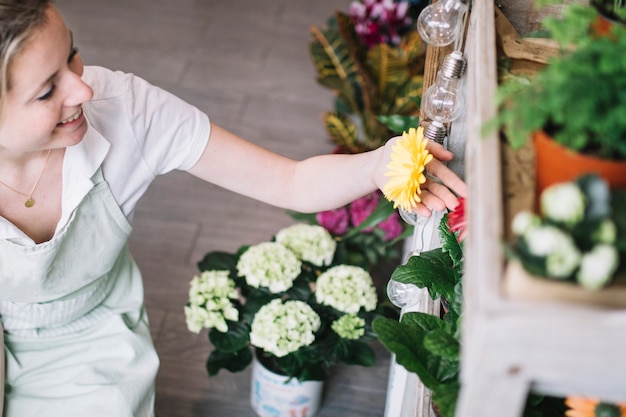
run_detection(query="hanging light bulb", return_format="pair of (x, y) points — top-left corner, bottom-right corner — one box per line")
(422, 50), (467, 125)
(387, 279), (421, 309)
(423, 121), (447, 145)
(416, 0), (468, 47)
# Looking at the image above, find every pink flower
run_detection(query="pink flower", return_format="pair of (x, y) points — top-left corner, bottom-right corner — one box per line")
(349, 0), (412, 48)
(378, 212), (403, 241)
(316, 207), (349, 236)
(447, 197), (467, 242)
(349, 192), (381, 230)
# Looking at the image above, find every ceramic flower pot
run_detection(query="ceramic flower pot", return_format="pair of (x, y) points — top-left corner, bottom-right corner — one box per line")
(250, 357), (324, 417)
(533, 130), (626, 196)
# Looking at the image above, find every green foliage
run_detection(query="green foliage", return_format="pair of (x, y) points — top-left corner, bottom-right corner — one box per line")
(487, 4), (626, 160)
(373, 214), (463, 417)
(310, 12), (425, 152)
(193, 231), (387, 383)
(591, 0), (626, 22)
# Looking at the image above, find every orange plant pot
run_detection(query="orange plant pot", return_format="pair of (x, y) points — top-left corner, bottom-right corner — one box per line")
(533, 130), (626, 195)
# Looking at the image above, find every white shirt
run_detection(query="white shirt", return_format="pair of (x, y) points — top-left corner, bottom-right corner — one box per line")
(0, 66), (211, 243)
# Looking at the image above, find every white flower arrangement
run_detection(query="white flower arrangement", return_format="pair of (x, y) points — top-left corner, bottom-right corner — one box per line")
(315, 265), (378, 314)
(509, 175), (625, 290)
(331, 314), (366, 340)
(236, 241), (301, 293)
(250, 299), (321, 358)
(187, 222), (384, 382)
(275, 223), (337, 266)
(184, 270), (239, 333)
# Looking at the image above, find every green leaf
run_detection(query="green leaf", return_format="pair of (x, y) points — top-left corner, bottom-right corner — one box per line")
(343, 340), (376, 367)
(285, 210), (318, 224)
(197, 251), (237, 273)
(401, 311), (452, 333)
(423, 329), (460, 360)
(372, 317), (440, 389)
(206, 347), (252, 376)
(377, 114), (420, 133)
(432, 382), (460, 417)
(242, 289), (275, 322)
(209, 321), (249, 353)
(390, 249), (457, 301)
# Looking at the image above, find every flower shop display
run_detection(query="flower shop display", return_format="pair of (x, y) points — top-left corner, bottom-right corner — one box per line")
(185, 223), (386, 417)
(309, 0), (427, 153)
(488, 3), (626, 194)
(506, 175), (626, 291)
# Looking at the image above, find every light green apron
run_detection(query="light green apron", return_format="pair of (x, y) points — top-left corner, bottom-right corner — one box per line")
(0, 168), (159, 417)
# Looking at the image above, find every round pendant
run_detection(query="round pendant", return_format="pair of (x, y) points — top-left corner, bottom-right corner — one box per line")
(24, 198), (35, 208)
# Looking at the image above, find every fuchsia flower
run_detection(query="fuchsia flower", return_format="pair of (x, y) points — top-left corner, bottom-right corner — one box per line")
(316, 207), (349, 236)
(349, 192), (381, 230)
(349, 0), (412, 48)
(447, 197), (467, 242)
(378, 212), (403, 241)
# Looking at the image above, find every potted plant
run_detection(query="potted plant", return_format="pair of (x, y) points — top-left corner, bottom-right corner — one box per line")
(505, 174), (626, 307)
(184, 223), (387, 417)
(309, 0), (426, 153)
(488, 3), (626, 194)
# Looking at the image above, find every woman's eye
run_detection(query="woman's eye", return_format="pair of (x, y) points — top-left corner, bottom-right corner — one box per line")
(37, 84), (57, 101)
(68, 46), (79, 64)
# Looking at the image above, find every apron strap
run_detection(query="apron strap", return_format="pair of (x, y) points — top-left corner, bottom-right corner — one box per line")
(0, 320), (4, 417)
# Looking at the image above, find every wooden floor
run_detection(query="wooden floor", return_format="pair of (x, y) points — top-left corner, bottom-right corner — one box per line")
(56, 1), (391, 416)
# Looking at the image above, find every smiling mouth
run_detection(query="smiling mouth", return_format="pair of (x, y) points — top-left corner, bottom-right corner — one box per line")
(58, 108), (83, 125)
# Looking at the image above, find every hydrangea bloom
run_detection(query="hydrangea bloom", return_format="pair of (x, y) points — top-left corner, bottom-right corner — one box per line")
(378, 211), (403, 241)
(331, 314), (366, 340)
(349, 192), (380, 230)
(525, 225), (580, 278)
(236, 242), (301, 293)
(577, 244), (619, 290)
(315, 265), (378, 314)
(540, 182), (585, 227)
(593, 220), (617, 244)
(184, 270), (239, 333)
(250, 299), (321, 358)
(275, 224), (337, 266)
(511, 210), (540, 236)
(316, 207), (349, 235)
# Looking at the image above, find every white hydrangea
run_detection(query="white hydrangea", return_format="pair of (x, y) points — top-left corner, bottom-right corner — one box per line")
(331, 314), (366, 340)
(250, 299), (321, 358)
(511, 210), (539, 236)
(524, 225), (580, 278)
(315, 265), (378, 314)
(593, 220), (617, 244)
(540, 182), (585, 226)
(576, 244), (619, 290)
(236, 242), (302, 293)
(275, 223), (337, 266)
(184, 270), (239, 333)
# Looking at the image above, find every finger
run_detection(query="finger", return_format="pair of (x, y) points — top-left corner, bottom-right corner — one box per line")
(426, 140), (454, 161)
(420, 180), (459, 211)
(426, 159), (468, 198)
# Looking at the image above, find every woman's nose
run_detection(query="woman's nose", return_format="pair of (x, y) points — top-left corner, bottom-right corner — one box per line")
(64, 70), (94, 107)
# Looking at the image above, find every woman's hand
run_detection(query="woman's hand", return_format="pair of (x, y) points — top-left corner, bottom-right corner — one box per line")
(373, 136), (467, 217)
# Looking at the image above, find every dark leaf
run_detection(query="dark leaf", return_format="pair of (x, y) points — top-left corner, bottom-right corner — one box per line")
(206, 347), (252, 376)
(209, 322), (249, 353)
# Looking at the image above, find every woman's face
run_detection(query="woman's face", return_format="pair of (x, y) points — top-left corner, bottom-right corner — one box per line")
(0, 5), (94, 155)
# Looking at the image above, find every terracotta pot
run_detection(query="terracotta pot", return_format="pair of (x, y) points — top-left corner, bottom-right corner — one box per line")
(533, 130), (626, 195)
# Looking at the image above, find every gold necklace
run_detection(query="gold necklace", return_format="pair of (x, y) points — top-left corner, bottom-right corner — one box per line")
(0, 149), (52, 208)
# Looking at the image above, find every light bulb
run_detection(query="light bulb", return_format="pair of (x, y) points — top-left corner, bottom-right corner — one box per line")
(422, 51), (467, 124)
(416, 0), (468, 47)
(387, 279), (421, 309)
(399, 207), (427, 226)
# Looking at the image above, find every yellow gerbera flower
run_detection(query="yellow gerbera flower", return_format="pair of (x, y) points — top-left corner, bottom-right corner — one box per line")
(383, 127), (433, 211)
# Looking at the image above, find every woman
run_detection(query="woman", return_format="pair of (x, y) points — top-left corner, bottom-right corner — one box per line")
(0, 1), (466, 415)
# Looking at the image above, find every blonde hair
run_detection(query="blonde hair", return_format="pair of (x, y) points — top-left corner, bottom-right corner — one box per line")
(0, 0), (50, 111)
